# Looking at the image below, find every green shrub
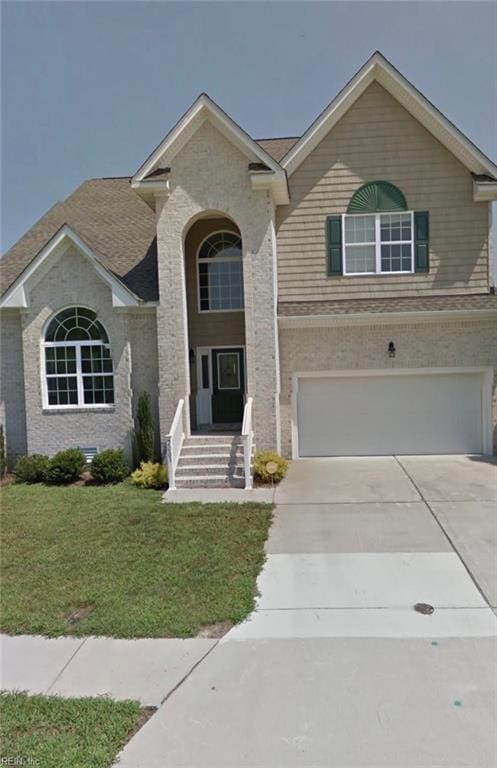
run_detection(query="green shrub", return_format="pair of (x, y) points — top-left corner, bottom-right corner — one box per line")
(135, 392), (155, 464)
(253, 451), (289, 484)
(90, 449), (130, 484)
(131, 461), (168, 489)
(14, 454), (50, 484)
(45, 448), (86, 485)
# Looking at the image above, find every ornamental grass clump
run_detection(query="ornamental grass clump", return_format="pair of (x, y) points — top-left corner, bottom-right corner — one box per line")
(131, 461), (168, 490)
(253, 451), (289, 484)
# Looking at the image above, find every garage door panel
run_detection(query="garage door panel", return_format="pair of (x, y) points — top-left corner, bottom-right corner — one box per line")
(297, 373), (483, 457)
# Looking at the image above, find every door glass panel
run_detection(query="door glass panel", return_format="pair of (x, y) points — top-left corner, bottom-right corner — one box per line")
(201, 354), (210, 389)
(217, 353), (240, 390)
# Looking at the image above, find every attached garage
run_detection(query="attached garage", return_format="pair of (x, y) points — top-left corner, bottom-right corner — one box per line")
(294, 369), (492, 457)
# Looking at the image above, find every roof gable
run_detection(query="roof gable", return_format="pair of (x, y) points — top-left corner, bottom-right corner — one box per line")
(0, 225), (141, 309)
(133, 93), (285, 180)
(281, 51), (497, 180)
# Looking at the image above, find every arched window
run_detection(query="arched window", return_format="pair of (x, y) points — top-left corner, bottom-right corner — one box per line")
(43, 307), (114, 407)
(343, 181), (414, 275)
(197, 231), (243, 312)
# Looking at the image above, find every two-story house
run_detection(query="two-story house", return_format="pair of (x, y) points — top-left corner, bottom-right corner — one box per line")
(1, 52), (496, 488)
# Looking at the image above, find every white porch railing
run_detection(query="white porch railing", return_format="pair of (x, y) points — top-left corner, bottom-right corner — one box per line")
(242, 397), (254, 490)
(165, 399), (185, 491)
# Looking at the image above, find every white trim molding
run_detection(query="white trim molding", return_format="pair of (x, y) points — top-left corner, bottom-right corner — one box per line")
(290, 366), (494, 459)
(473, 180), (497, 202)
(0, 225), (140, 309)
(281, 51), (497, 181)
(278, 308), (497, 329)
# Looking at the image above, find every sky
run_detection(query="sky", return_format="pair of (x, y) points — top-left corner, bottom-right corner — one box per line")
(1, 1), (496, 253)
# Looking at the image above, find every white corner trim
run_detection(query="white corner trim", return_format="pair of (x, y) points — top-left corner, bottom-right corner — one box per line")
(473, 180), (497, 202)
(281, 52), (497, 180)
(0, 225), (140, 309)
(278, 307), (497, 329)
(132, 93), (287, 187)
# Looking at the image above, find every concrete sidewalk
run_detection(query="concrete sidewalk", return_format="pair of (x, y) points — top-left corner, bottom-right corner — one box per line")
(0, 634), (216, 706)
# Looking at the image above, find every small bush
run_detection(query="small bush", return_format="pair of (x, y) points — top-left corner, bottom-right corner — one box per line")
(91, 449), (130, 484)
(0, 424), (6, 477)
(131, 461), (168, 489)
(14, 454), (50, 484)
(135, 392), (155, 464)
(253, 451), (289, 484)
(45, 448), (86, 485)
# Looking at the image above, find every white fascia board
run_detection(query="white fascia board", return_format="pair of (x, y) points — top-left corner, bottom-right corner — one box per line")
(278, 308), (497, 329)
(282, 52), (497, 180)
(0, 225), (140, 309)
(473, 181), (497, 202)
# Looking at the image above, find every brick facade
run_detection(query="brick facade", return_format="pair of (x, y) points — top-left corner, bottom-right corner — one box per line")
(278, 317), (497, 457)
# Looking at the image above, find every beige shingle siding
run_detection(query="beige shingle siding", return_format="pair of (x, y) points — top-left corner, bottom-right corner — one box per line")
(276, 82), (490, 301)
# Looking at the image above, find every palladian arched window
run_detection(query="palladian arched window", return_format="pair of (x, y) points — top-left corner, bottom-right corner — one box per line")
(197, 231), (244, 312)
(343, 181), (415, 275)
(43, 307), (114, 407)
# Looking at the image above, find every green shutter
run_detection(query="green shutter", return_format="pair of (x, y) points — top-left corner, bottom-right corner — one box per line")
(326, 216), (342, 276)
(414, 211), (429, 273)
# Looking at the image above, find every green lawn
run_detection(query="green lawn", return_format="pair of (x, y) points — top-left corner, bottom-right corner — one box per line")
(0, 484), (272, 638)
(0, 692), (148, 768)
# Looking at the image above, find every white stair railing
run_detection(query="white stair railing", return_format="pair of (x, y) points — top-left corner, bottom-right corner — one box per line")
(165, 399), (185, 491)
(242, 397), (254, 490)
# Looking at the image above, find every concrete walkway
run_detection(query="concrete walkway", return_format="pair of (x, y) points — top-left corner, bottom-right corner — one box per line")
(0, 634), (216, 706)
(116, 455), (497, 767)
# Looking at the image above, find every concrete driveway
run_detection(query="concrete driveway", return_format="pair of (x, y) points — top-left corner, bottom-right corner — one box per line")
(117, 455), (497, 768)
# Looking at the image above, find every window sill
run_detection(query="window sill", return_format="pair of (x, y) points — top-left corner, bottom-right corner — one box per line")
(42, 406), (116, 415)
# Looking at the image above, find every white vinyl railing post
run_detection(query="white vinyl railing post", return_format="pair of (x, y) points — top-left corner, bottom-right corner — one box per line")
(165, 399), (185, 491)
(242, 397), (254, 491)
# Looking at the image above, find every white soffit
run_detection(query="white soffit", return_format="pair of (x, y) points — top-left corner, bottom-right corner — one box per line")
(281, 52), (497, 181)
(0, 225), (140, 309)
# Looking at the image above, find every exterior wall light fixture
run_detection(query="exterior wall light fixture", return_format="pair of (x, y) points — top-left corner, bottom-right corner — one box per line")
(388, 341), (396, 358)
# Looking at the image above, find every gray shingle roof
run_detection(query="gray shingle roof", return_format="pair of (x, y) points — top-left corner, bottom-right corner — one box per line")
(1, 178), (158, 301)
(1, 138), (300, 301)
(278, 294), (497, 316)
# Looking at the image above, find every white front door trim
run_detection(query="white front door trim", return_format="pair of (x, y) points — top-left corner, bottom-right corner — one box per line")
(291, 366), (494, 459)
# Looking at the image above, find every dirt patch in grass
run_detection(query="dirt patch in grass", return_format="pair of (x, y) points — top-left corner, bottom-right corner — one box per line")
(196, 620), (233, 638)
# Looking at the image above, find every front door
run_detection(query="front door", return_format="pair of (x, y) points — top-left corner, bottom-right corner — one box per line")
(211, 348), (245, 424)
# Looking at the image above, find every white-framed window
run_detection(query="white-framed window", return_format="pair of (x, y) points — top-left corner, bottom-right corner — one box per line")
(197, 231), (244, 312)
(42, 307), (114, 408)
(343, 212), (414, 275)
(217, 352), (241, 390)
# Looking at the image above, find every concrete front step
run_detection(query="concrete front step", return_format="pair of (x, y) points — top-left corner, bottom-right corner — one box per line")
(183, 436), (242, 448)
(174, 433), (252, 488)
(175, 475), (245, 489)
(176, 463), (244, 477)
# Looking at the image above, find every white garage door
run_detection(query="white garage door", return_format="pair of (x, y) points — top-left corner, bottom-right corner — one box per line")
(296, 372), (484, 457)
